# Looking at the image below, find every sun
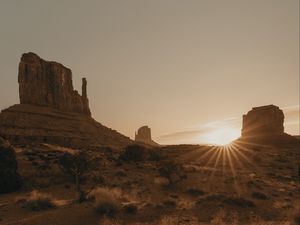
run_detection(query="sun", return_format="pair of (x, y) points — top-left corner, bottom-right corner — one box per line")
(200, 127), (240, 146)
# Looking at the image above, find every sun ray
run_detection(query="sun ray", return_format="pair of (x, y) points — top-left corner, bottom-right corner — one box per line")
(178, 145), (211, 163)
(200, 146), (220, 169)
(193, 146), (218, 164)
(208, 148), (223, 180)
(225, 147), (242, 195)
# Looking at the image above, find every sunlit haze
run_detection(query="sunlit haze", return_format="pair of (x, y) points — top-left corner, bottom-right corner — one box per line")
(0, 0), (299, 145)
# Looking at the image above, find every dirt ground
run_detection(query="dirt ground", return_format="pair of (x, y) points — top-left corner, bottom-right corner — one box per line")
(0, 141), (299, 225)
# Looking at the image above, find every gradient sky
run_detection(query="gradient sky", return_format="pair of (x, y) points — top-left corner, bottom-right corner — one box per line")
(0, 0), (299, 144)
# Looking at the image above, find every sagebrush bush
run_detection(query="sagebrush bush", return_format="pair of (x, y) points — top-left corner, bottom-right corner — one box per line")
(119, 145), (146, 162)
(158, 160), (187, 185)
(223, 197), (255, 208)
(186, 188), (205, 196)
(154, 177), (170, 187)
(59, 151), (92, 194)
(22, 190), (55, 211)
(123, 203), (138, 214)
(88, 187), (122, 216)
(251, 192), (268, 200)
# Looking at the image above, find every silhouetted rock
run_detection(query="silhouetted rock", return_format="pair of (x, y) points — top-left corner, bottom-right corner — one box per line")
(0, 138), (22, 193)
(239, 105), (298, 145)
(19, 52), (91, 116)
(242, 105), (284, 137)
(0, 53), (133, 148)
(135, 126), (159, 146)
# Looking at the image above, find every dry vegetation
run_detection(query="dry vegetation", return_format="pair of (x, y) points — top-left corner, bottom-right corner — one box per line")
(0, 142), (299, 225)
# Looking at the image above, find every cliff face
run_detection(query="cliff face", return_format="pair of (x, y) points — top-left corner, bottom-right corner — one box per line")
(239, 105), (299, 146)
(241, 105), (284, 137)
(18, 52), (91, 116)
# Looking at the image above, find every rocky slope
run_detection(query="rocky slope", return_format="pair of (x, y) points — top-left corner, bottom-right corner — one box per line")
(0, 53), (133, 148)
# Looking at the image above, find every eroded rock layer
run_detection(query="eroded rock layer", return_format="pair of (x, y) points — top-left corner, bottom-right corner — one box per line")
(18, 52), (91, 115)
(0, 104), (132, 148)
(0, 53), (133, 148)
(242, 105), (284, 137)
(239, 105), (298, 145)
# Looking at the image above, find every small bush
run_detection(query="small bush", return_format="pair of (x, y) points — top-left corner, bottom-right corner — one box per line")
(186, 188), (205, 196)
(91, 172), (105, 185)
(22, 190), (55, 211)
(251, 192), (268, 200)
(123, 203), (138, 214)
(295, 214), (300, 225)
(119, 145), (145, 162)
(223, 197), (255, 208)
(158, 160), (187, 185)
(88, 187), (122, 217)
(163, 200), (177, 208)
(59, 151), (92, 193)
(115, 169), (126, 177)
(148, 151), (162, 161)
(154, 177), (170, 187)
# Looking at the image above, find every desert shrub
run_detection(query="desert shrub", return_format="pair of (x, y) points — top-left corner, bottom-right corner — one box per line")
(22, 190), (55, 211)
(59, 151), (91, 193)
(158, 160), (187, 185)
(186, 188), (205, 196)
(154, 177), (170, 187)
(88, 187), (122, 216)
(163, 199), (177, 208)
(223, 197), (255, 208)
(195, 194), (225, 207)
(123, 203), (138, 214)
(91, 172), (105, 186)
(0, 140), (22, 193)
(115, 169), (126, 177)
(251, 191), (268, 200)
(119, 145), (145, 162)
(148, 150), (162, 161)
(295, 214), (300, 225)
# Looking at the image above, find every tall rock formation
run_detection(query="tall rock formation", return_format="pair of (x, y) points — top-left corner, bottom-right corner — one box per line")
(239, 104), (298, 145)
(242, 105), (284, 137)
(0, 53), (132, 148)
(18, 52), (91, 116)
(135, 126), (159, 146)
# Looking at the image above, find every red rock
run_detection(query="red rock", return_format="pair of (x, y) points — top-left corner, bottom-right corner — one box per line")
(0, 53), (133, 148)
(135, 126), (159, 146)
(18, 52), (91, 116)
(242, 105), (284, 137)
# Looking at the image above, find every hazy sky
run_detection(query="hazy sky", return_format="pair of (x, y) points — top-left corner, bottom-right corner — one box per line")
(0, 0), (299, 144)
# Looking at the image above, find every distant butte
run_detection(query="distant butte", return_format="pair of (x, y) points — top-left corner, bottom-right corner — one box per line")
(242, 105), (284, 137)
(0, 53), (133, 148)
(135, 126), (159, 146)
(239, 104), (298, 145)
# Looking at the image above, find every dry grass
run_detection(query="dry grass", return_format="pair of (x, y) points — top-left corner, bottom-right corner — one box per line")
(99, 214), (293, 225)
(88, 187), (122, 216)
(19, 190), (56, 211)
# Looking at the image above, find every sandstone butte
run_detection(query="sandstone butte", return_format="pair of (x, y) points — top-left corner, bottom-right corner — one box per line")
(135, 126), (159, 146)
(239, 104), (298, 145)
(0, 52), (133, 148)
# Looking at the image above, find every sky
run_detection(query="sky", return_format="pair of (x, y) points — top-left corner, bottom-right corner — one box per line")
(0, 0), (299, 145)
